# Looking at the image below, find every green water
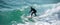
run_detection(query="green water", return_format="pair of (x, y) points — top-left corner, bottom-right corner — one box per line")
(0, 10), (24, 25)
(0, 8), (32, 25)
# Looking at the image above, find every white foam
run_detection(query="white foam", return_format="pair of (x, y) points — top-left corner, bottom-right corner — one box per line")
(11, 3), (60, 25)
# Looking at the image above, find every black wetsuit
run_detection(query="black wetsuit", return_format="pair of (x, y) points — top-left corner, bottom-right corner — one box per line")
(30, 7), (37, 17)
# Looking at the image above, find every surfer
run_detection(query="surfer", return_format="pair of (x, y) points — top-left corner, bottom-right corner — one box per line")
(29, 7), (37, 17)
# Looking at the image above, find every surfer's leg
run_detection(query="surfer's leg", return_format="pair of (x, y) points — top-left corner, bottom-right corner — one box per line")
(31, 12), (34, 17)
(35, 13), (37, 16)
(34, 12), (37, 16)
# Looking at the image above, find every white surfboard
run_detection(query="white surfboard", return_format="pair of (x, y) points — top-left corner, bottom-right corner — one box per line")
(27, 15), (32, 18)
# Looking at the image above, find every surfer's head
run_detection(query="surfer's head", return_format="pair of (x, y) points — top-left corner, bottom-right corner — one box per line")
(30, 6), (34, 9)
(31, 7), (33, 9)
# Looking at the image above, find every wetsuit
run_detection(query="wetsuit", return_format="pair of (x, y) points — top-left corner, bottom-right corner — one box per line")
(30, 7), (37, 17)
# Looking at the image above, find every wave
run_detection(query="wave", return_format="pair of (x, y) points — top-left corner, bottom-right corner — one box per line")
(0, 2), (60, 25)
(15, 3), (60, 25)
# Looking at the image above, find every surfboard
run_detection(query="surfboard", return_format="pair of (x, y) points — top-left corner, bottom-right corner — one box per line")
(27, 15), (32, 18)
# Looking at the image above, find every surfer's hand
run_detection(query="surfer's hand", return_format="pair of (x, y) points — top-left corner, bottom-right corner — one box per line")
(29, 12), (30, 13)
(29, 11), (31, 13)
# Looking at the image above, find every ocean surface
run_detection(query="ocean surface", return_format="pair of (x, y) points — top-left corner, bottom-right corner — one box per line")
(0, 0), (60, 25)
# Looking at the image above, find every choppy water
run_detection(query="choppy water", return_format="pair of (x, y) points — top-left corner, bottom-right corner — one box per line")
(0, 0), (60, 25)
